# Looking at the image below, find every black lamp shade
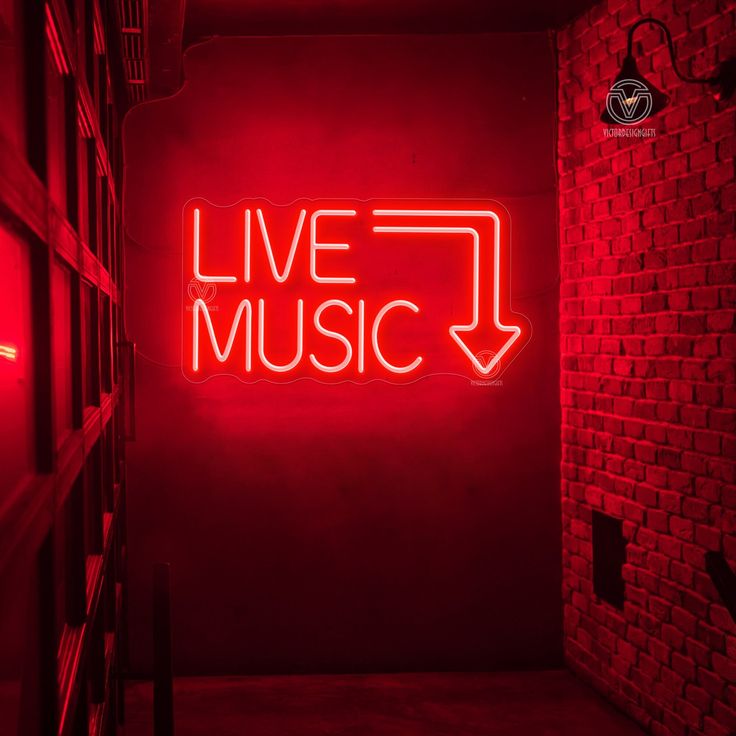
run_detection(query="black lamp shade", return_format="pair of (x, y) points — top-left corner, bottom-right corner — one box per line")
(601, 55), (670, 124)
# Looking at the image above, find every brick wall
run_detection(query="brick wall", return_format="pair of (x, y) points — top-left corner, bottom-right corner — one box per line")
(557, 1), (736, 734)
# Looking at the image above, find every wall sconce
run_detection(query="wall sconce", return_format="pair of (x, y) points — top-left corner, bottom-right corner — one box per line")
(601, 17), (736, 124)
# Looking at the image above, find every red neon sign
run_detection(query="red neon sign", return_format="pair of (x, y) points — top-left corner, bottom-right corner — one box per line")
(182, 199), (530, 383)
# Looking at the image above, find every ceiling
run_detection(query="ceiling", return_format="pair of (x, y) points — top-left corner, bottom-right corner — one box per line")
(183, 0), (599, 42)
(146, 0), (599, 98)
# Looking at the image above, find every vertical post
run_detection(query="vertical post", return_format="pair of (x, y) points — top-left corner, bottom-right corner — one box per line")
(30, 239), (54, 473)
(121, 340), (137, 440)
(18, 532), (57, 735)
(66, 476), (87, 626)
(64, 76), (79, 230)
(116, 431), (129, 726)
(153, 562), (174, 736)
(23, 0), (47, 181)
(72, 678), (88, 736)
(89, 611), (106, 704)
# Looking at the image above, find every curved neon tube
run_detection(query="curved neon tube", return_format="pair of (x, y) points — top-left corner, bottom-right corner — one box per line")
(257, 298), (304, 372)
(372, 210), (521, 376)
(245, 208), (307, 283)
(371, 300), (422, 374)
(309, 299), (354, 373)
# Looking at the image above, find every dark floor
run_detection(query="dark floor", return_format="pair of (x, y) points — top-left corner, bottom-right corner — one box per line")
(124, 670), (646, 736)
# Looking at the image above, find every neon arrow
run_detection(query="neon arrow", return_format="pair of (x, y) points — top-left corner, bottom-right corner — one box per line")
(372, 209), (524, 377)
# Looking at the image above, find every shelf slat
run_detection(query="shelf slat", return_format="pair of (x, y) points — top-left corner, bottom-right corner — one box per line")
(0, 391), (120, 575)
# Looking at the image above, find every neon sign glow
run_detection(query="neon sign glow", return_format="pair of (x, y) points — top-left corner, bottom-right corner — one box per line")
(182, 199), (530, 383)
(0, 344), (18, 363)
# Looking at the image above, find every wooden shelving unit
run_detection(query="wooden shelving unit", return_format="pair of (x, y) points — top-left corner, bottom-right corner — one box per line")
(0, 0), (139, 734)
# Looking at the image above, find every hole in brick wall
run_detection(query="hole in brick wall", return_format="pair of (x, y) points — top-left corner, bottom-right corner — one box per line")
(704, 551), (736, 624)
(592, 511), (626, 609)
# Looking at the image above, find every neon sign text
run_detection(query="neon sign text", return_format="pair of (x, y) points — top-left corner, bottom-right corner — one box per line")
(183, 199), (530, 383)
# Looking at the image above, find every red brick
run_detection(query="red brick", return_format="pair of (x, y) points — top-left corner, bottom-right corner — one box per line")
(558, 2), (735, 733)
